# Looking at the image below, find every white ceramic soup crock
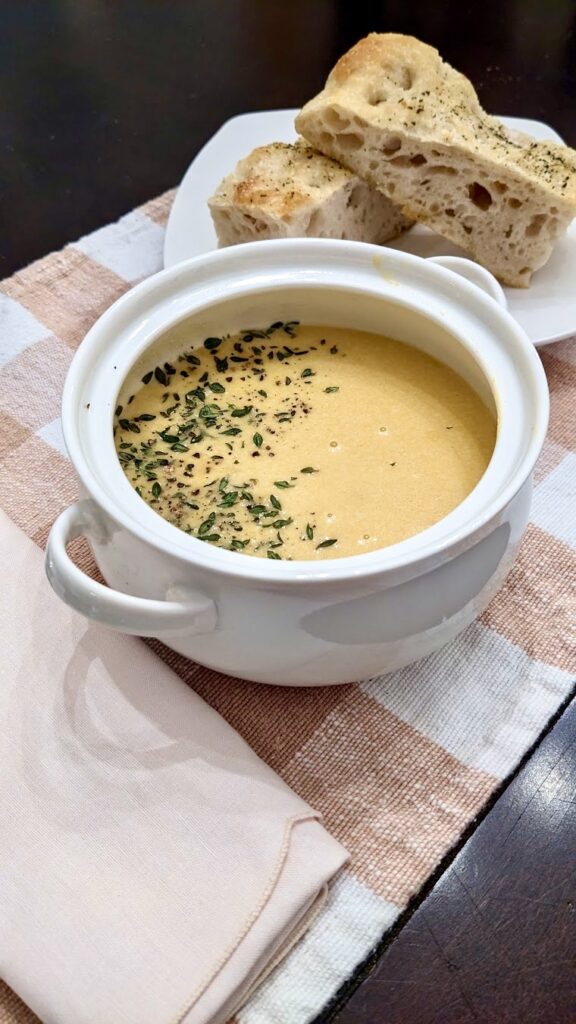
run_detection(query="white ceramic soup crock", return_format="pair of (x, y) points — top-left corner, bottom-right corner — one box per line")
(46, 239), (548, 686)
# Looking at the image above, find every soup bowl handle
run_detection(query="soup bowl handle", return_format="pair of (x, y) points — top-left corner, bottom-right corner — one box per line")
(427, 256), (507, 308)
(46, 500), (218, 638)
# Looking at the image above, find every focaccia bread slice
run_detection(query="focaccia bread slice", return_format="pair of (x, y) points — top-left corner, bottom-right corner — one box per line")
(295, 33), (576, 286)
(208, 140), (412, 246)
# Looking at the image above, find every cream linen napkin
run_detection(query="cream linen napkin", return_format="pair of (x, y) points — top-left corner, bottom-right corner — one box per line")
(0, 510), (348, 1024)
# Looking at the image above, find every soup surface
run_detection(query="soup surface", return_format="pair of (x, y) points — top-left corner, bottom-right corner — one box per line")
(114, 322), (496, 560)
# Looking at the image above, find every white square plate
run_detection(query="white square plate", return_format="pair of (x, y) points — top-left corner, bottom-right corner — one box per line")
(164, 110), (576, 347)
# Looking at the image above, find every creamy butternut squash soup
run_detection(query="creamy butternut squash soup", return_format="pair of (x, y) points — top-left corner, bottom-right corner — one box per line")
(114, 323), (496, 560)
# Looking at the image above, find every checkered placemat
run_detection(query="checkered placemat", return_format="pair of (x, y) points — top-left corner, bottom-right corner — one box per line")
(1, 192), (575, 1024)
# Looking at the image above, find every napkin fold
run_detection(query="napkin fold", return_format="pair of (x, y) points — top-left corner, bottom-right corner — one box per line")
(0, 511), (348, 1024)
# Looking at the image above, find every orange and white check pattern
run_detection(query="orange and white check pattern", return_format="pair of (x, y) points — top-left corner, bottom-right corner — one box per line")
(1, 193), (574, 1024)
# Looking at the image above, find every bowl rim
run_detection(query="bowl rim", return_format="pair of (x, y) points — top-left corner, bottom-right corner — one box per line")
(62, 238), (549, 585)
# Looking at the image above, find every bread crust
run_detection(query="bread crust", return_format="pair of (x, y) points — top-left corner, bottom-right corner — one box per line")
(208, 140), (411, 246)
(296, 34), (576, 285)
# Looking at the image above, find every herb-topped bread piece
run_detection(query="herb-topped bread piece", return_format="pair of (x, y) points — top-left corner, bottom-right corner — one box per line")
(296, 33), (576, 286)
(208, 140), (411, 246)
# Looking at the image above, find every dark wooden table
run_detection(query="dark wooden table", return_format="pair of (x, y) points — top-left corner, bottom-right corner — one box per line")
(2, 3), (575, 1021)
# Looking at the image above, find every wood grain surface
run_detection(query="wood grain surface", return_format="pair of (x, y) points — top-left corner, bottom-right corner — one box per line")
(325, 694), (576, 1024)
(2, 0), (576, 276)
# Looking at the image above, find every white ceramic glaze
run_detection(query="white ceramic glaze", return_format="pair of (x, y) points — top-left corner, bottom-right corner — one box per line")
(163, 108), (576, 346)
(46, 240), (549, 685)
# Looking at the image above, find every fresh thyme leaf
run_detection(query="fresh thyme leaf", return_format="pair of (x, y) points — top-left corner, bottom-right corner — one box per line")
(154, 367), (168, 386)
(209, 382), (226, 393)
(300, 466), (318, 474)
(270, 494), (281, 509)
(204, 337), (221, 350)
(324, 386), (339, 393)
(316, 538), (337, 549)
(141, 371), (153, 385)
(218, 492), (238, 508)
(253, 432), (263, 447)
(199, 404), (220, 419)
(222, 427), (241, 436)
(137, 413), (156, 421)
(274, 480), (293, 489)
(301, 368), (314, 378)
(258, 389), (268, 398)
(186, 354), (201, 366)
(306, 524), (314, 540)
(231, 405), (252, 418)
(267, 550), (281, 560)
(198, 513), (217, 536)
(151, 482), (162, 498)
(201, 533), (221, 542)
(230, 538), (249, 550)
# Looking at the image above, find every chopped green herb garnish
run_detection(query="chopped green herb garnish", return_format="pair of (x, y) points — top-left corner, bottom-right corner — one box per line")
(117, 322), (354, 560)
(316, 538), (337, 549)
(198, 513), (217, 536)
(230, 538), (249, 550)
